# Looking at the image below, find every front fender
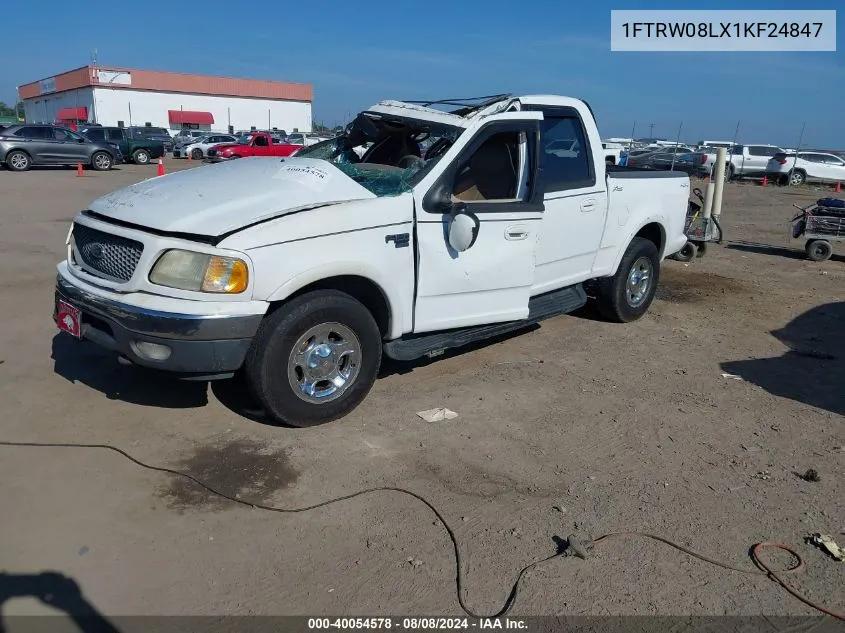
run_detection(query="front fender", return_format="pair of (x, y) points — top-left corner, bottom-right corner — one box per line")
(265, 262), (409, 340)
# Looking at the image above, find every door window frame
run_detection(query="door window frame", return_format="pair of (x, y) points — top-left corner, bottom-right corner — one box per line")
(421, 120), (543, 215)
(521, 104), (597, 194)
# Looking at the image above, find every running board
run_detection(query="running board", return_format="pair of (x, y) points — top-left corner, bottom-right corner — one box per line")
(384, 284), (587, 361)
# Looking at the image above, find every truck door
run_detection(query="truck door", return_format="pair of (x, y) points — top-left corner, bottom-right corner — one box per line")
(412, 113), (544, 333)
(525, 105), (608, 291)
(252, 134), (271, 156)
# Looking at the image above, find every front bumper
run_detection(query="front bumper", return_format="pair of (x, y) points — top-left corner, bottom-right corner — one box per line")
(53, 274), (264, 378)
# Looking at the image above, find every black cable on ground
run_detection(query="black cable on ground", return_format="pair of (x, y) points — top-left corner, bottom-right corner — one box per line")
(1, 440), (841, 621)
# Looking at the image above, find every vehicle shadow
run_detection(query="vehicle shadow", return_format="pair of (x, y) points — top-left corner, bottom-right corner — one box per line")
(51, 334), (208, 409)
(210, 326), (542, 427)
(721, 301), (845, 417)
(726, 240), (845, 263)
(0, 570), (120, 633)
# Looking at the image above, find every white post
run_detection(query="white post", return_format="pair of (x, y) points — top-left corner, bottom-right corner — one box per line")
(711, 147), (728, 220)
(702, 182), (715, 219)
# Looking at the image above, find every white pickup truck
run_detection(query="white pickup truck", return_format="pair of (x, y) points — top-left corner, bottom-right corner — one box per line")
(690, 144), (783, 181)
(54, 94), (690, 427)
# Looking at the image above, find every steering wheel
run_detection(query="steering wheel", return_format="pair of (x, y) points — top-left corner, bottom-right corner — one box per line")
(398, 155), (424, 169)
(411, 131), (430, 143)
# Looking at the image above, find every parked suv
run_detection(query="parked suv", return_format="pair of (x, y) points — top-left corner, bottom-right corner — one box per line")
(767, 151), (845, 186)
(0, 124), (121, 172)
(80, 126), (164, 165)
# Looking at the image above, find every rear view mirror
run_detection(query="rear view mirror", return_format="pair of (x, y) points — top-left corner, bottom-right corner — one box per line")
(448, 210), (479, 252)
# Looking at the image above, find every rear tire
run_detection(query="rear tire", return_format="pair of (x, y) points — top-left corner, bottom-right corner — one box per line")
(133, 149), (150, 165)
(91, 151), (112, 171)
(594, 237), (661, 323)
(789, 170), (806, 186)
(6, 150), (31, 171)
(244, 290), (382, 427)
(673, 241), (697, 262)
(805, 239), (832, 262)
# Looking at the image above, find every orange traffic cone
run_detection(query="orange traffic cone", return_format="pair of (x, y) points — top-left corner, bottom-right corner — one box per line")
(836, 181), (841, 193)
(157, 158), (165, 177)
(76, 162), (84, 177)
(761, 175), (767, 187)
(186, 151), (192, 162)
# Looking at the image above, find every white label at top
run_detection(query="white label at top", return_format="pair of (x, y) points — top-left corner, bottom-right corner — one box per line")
(611, 10), (836, 51)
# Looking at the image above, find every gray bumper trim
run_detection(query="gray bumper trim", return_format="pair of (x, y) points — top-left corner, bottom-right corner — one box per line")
(56, 275), (263, 341)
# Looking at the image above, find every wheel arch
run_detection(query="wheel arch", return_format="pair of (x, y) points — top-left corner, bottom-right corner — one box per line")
(266, 269), (402, 339)
(5, 148), (32, 164)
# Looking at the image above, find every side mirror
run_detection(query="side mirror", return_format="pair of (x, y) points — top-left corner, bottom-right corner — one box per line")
(448, 208), (479, 252)
(77, 137), (86, 143)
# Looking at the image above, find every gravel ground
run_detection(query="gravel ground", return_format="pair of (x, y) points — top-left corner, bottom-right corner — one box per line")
(0, 160), (842, 622)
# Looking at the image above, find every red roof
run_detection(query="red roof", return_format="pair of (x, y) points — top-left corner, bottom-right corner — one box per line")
(168, 110), (214, 125)
(56, 106), (88, 120)
(19, 65), (312, 102)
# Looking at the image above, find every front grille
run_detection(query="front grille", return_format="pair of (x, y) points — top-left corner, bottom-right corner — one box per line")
(72, 224), (144, 282)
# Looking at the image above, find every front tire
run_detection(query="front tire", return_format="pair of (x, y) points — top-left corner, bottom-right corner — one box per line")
(191, 148), (203, 160)
(91, 151), (112, 171)
(594, 237), (661, 323)
(133, 149), (150, 164)
(6, 150), (31, 171)
(244, 290), (382, 427)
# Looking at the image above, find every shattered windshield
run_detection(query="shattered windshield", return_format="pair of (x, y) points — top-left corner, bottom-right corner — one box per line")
(294, 114), (462, 196)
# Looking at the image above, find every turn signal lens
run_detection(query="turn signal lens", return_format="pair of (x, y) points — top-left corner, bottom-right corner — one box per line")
(202, 256), (248, 293)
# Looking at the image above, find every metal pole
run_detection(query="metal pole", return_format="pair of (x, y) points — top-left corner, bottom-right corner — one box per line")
(670, 121), (683, 171)
(629, 121), (636, 149)
(711, 147), (728, 220)
(228, 107), (231, 129)
(790, 122), (806, 174)
(128, 102), (132, 127)
(268, 109), (271, 132)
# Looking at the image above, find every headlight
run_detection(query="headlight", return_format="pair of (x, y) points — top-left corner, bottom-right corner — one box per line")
(149, 250), (248, 293)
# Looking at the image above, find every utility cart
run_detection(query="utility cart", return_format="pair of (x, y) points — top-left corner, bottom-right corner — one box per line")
(791, 198), (845, 262)
(672, 187), (723, 262)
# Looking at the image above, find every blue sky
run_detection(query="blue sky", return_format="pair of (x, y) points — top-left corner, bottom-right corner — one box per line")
(4, 0), (842, 147)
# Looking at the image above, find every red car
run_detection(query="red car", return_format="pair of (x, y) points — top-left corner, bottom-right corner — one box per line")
(206, 132), (301, 161)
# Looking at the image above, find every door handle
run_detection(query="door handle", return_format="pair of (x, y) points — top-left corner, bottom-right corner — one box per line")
(580, 198), (596, 212)
(505, 225), (529, 240)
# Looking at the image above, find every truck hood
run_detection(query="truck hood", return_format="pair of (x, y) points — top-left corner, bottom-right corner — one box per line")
(88, 158), (377, 237)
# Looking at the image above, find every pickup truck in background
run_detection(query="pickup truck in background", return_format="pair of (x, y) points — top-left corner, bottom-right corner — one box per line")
(80, 126), (165, 165)
(53, 93), (690, 427)
(206, 132), (301, 161)
(688, 144), (783, 181)
(602, 141), (624, 165)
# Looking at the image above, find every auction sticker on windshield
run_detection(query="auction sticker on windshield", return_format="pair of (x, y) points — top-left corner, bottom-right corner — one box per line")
(273, 164), (332, 191)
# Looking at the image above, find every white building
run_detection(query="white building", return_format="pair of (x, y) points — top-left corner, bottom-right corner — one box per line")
(19, 65), (312, 134)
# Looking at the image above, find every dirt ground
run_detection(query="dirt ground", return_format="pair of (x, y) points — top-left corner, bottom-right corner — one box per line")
(0, 159), (842, 621)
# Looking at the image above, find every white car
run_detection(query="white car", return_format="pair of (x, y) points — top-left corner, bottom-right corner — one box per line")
(767, 151), (845, 186)
(54, 93), (690, 427)
(176, 134), (238, 159)
(285, 133), (332, 147)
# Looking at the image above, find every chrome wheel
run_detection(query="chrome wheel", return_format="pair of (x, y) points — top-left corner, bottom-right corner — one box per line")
(789, 171), (805, 186)
(8, 152), (29, 170)
(287, 322), (362, 404)
(135, 150), (149, 164)
(626, 256), (652, 307)
(94, 153), (112, 170)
